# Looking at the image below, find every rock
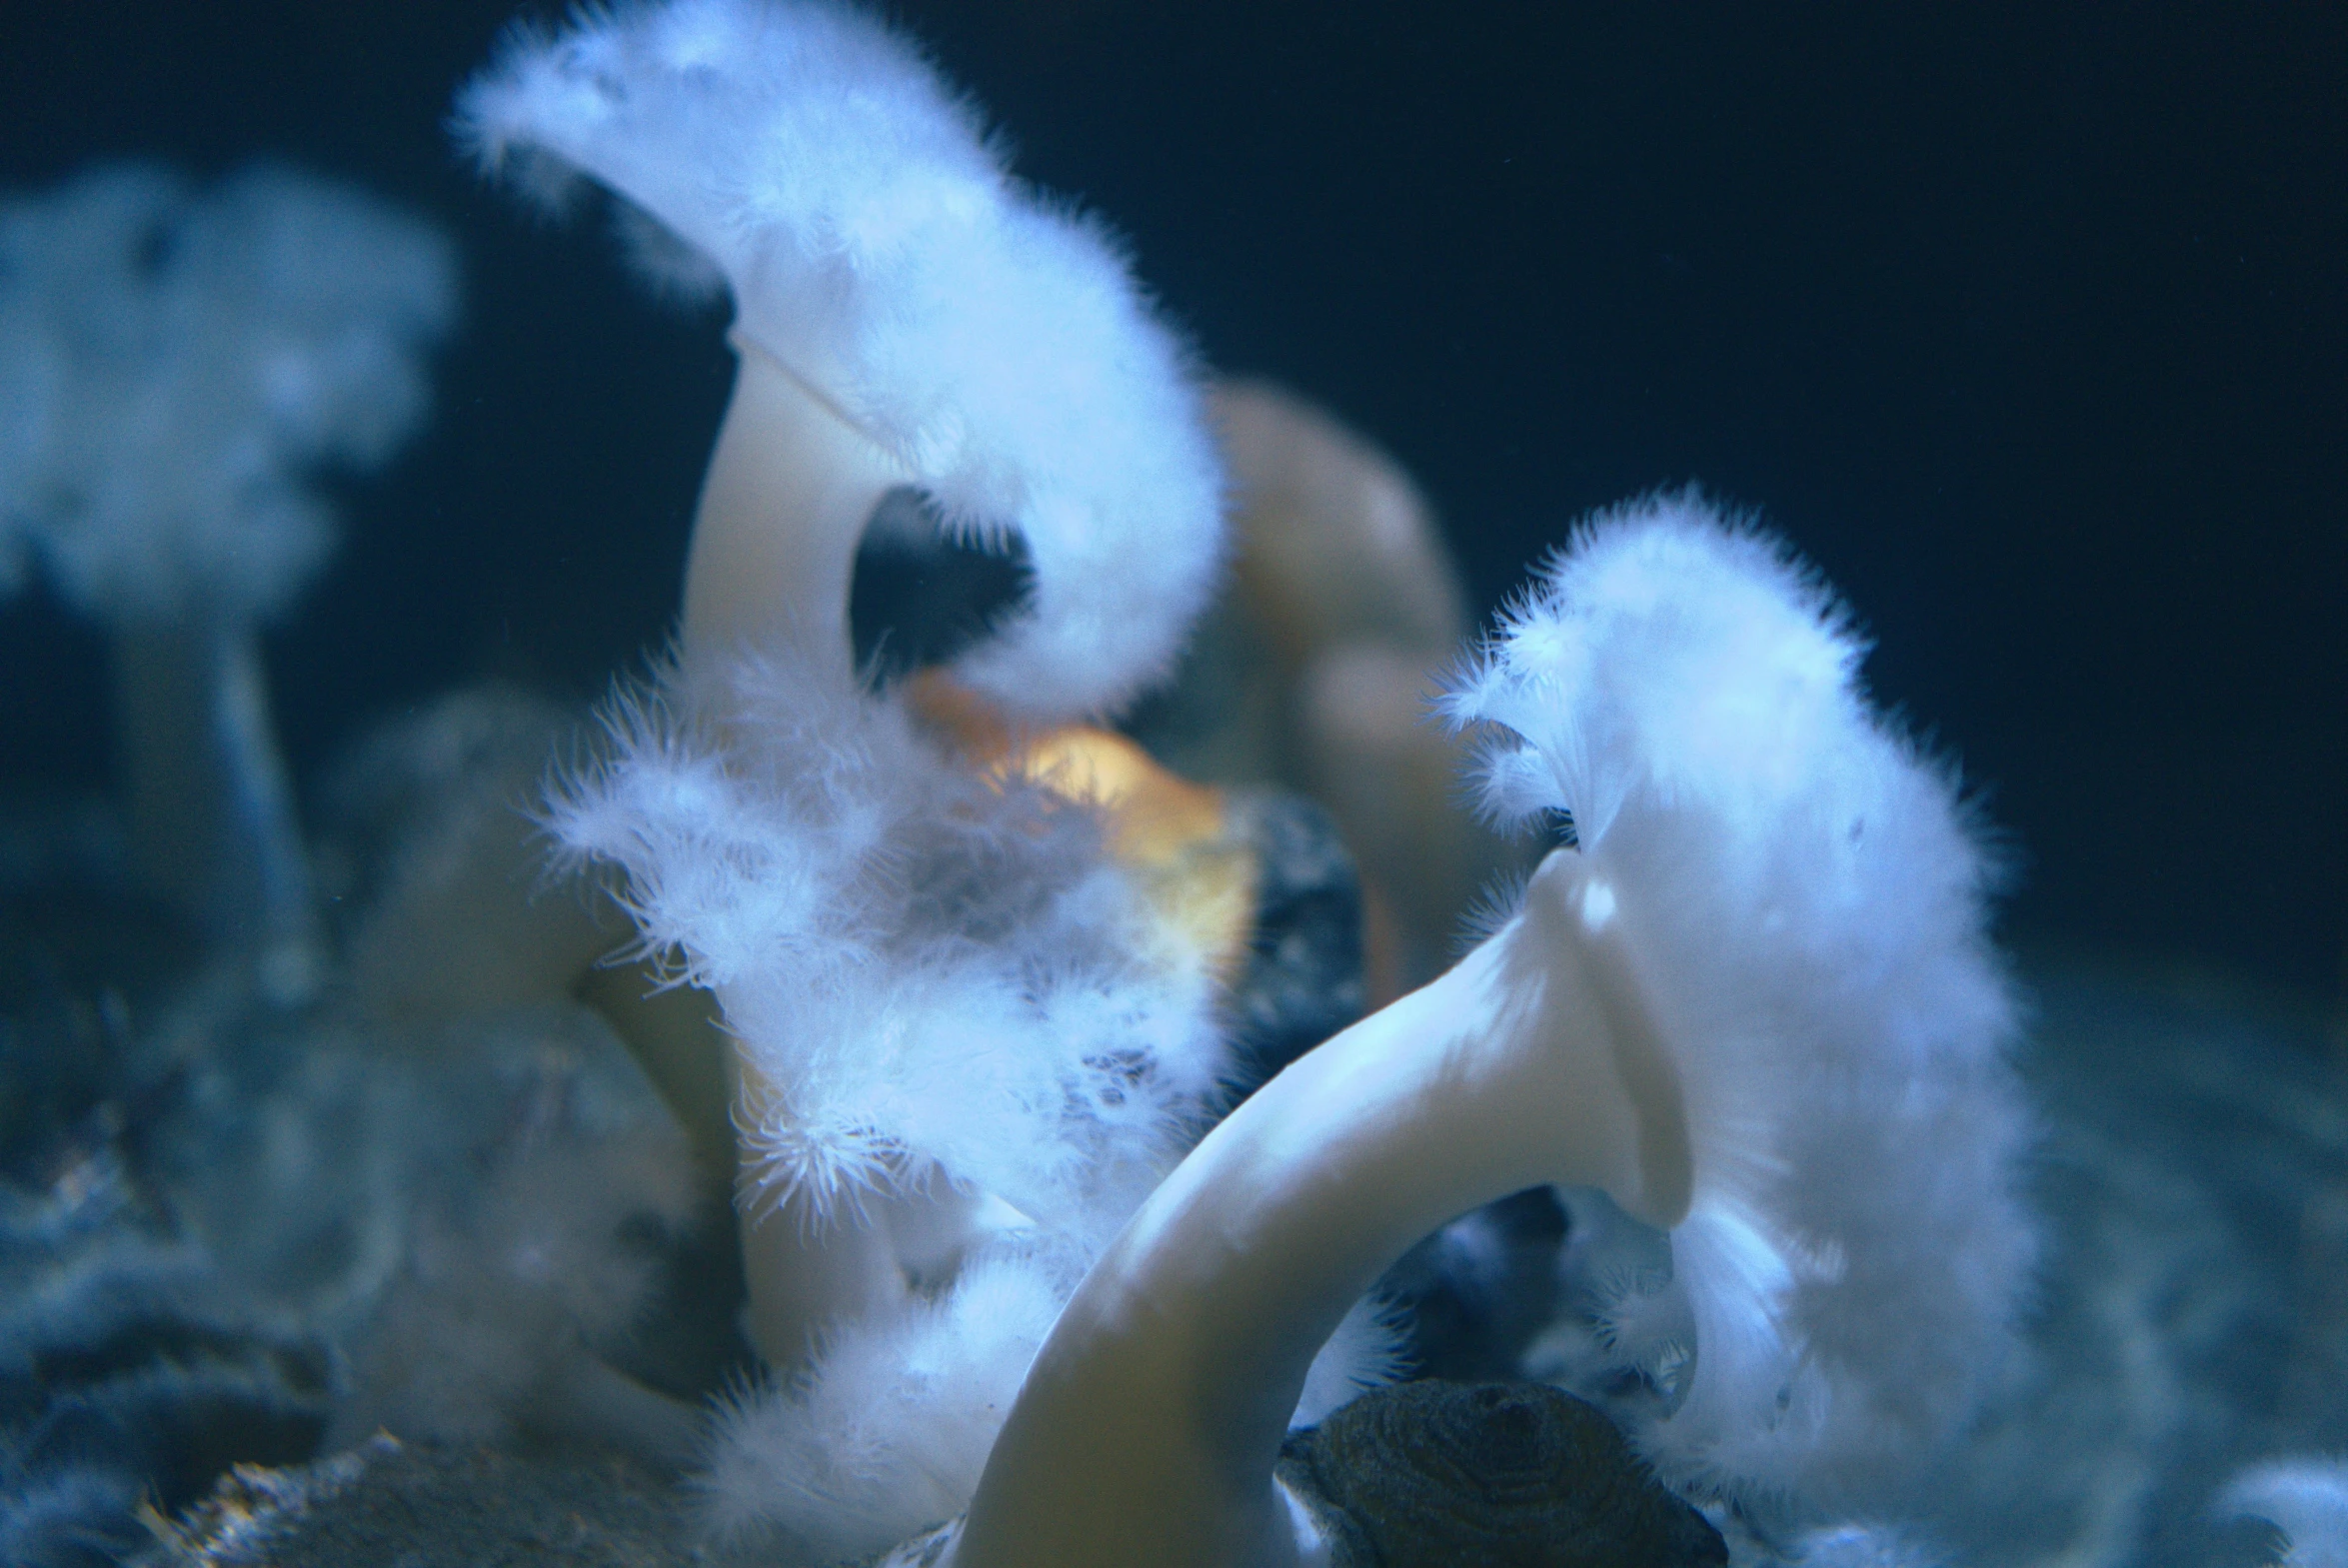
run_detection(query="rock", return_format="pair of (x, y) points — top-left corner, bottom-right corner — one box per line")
(1221, 786), (1369, 1090)
(141, 1434), (719, 1567)
(1280, 1380), (1726, 1567)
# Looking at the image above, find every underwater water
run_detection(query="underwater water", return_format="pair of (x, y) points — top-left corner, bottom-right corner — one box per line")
(2, 5), (2343, 1565)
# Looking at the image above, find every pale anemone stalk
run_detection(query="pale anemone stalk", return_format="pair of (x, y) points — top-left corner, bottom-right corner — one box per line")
(952, 494), (2035, 1567)
(0, 163), (457, 1004)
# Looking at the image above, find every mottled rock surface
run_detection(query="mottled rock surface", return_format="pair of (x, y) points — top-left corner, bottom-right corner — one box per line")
(141, 1435), (719, 1567)
(1221, 785), (1368, 1089)
(123, 943), (2348, 1567)
(1280, 1380), (1725, 1567)
(157, 1385), (1725, 1568)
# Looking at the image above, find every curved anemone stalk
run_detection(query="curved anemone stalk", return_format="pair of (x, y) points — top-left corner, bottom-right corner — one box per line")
(952, 497), (2032, 1564)
(684, 335), (927, 1363)
(954, 850), (1688, 1568)
(680, 334), (909, 668)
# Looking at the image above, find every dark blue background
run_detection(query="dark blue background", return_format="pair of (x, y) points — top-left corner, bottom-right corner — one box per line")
(4, 3), (2343, 996)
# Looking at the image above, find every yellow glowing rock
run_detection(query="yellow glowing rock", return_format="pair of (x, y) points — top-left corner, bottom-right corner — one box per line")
(910, 672), (1257, 980)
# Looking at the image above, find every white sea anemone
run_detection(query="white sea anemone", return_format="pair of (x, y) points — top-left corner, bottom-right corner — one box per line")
(0, 161), (456, 999)
(458, 0), (1222, 720)
(953, 492), (2035, 1566)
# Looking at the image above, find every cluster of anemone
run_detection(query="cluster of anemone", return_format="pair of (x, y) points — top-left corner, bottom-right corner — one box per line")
(4, 1), (2050, 1563)
(460, 3), (2037, 1563)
